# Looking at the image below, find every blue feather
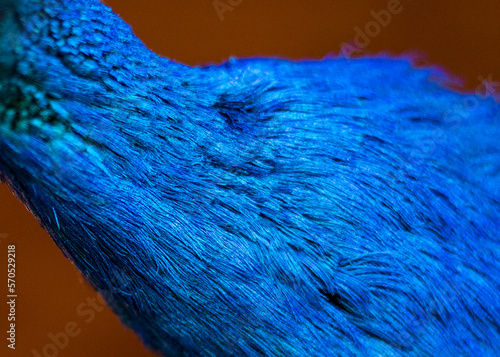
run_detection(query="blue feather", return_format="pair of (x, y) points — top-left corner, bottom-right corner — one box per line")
(0, 0), (499, 355)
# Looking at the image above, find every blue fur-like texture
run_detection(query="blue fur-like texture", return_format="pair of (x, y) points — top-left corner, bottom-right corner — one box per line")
(0, 0), (499, 355)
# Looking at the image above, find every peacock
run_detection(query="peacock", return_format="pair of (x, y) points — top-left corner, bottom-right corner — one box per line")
(0, 0), (499, 355)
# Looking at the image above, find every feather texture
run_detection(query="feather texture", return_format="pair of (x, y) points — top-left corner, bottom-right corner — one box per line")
(0, 0), (499, 356)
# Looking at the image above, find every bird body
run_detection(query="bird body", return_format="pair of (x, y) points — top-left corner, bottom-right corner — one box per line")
(0, 0), (499, 356)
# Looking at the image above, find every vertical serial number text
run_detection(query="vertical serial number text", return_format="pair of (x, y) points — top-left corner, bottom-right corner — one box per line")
(7, 244), (16, 350)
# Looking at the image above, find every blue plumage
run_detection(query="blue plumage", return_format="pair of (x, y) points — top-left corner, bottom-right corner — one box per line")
(1, 0), (499, 355)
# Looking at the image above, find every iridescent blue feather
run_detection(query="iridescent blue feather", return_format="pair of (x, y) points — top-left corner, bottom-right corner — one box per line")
(0, 1), (499, 356)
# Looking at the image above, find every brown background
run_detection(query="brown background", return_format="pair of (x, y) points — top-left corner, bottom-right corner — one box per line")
(1, 0), (499, 356)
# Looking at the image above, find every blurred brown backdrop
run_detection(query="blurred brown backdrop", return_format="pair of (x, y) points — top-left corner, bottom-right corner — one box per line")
(0, 0), (499, 356)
